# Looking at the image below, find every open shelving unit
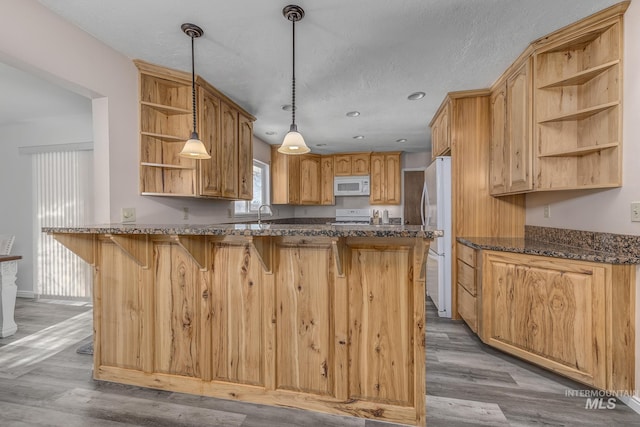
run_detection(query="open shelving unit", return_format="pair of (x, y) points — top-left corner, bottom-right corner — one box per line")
(138, 69), (197, 196)
(534, 18), (623, 190)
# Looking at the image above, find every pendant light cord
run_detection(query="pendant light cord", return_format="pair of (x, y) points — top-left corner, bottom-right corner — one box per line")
(291, 19), (296, 127)
(191, 33), (197, 135)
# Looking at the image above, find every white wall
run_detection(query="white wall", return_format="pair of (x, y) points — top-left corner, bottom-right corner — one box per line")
(0, 114), (93, 295)
(526, 0), (640, 236)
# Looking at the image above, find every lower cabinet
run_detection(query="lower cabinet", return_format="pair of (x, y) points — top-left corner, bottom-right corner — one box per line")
(85, 234), (428, 426)
(456, 243), (478, 332)
(481, 250), (634, 391)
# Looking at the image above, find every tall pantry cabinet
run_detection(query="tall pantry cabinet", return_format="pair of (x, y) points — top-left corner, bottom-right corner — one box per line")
(430, 91), (525, 321)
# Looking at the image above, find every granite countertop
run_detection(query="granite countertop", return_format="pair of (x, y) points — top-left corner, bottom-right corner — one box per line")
(457, 237), (640, 265)
(43, 223), (443, 239)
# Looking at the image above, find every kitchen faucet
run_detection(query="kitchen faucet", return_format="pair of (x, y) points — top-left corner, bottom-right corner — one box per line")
(257, 204), (273, 224)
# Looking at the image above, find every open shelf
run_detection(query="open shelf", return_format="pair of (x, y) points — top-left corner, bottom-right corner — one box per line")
(541, 23), (616, 53)
(141, 132), (186, 142)
(141, 101), (191, 115)
(538, 102), (618, 123)
(141, 162), (195, 170)
(538, 60), (619, 89)
(538, 142), (618, 158)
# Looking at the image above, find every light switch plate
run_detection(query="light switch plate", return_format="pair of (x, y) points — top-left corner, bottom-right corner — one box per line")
(121, 207), (136, 223)
(632, 202), (640, 222)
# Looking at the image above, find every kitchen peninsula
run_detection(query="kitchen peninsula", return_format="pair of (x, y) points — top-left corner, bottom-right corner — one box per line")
(45, 223), (442, 426)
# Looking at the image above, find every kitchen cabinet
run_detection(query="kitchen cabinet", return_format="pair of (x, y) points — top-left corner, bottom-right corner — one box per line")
(456, 243), (478, 333)
(333, 153), (370, 176)
(136, 60), (255, 199)
(320, 155), (335, 205)
(533, 10), (624, 190)
(429, 99), (450, 160)
(369, 152), (401, 205)
(490, 54), (533, 195)
(271, 147), (322, 205)
(489, 3), (627, 195)
(481, 250), (634, 391)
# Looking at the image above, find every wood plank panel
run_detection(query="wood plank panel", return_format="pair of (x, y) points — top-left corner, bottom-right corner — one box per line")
(275, 242), (333, 396)
(211, 242), (264, 386)
(348, 245), (413, 406)
(154, 243), (200, 377)
(99, 242), (142, 370)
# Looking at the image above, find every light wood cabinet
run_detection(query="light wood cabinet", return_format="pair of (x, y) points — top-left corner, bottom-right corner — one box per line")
(429, 100), (451, 160)
(490, 56), (533, 195)
(270, 147), (323, 205)
(481, 250), (634, 391)
(489, 3), (627, 195)
(533, 10), (624, 190)
(456, 243), (478, 333)
(369, 152), (401, 205)
(136, 60), (255, 199)
(334, 153), (370, 176)
(320, 155), (335, 205)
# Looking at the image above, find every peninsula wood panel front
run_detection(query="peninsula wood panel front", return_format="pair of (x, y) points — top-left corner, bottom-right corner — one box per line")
(211, 242), (265, 386)
(98, 242), (143, 371)
(348, 245), (413, 406)
(275, 240), (334, 396)
(482, 251), (607, 388)
(154, 243), (201, 378)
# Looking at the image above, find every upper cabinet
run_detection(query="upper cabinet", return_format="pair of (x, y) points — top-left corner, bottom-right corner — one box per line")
(136, 60), (255, 200)
(320, 156), (335, 205)
(429, 100), (451, 160)
(271, 147), (326, 206)
(533, 11), (624, 190)
(370, 152), (401, 205)
(334, 153), (370, 176)
(489, 2), (628, 195)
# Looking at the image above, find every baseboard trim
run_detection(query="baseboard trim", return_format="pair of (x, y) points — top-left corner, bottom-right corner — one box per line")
(619, 395), (640, 415)
(17, 290), (36, 299)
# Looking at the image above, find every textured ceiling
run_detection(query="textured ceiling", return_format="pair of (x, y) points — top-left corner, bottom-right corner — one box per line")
(15, 0), (625, 153)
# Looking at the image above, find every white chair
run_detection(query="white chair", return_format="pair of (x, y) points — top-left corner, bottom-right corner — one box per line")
(0, 235), (15, 256)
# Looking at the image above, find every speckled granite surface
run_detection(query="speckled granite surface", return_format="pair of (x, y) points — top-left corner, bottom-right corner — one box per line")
(43, 223), (443, 239)
(458, 236), (640, 265)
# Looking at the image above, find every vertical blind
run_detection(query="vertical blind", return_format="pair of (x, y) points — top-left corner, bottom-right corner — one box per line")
(34, 150), (93, 298)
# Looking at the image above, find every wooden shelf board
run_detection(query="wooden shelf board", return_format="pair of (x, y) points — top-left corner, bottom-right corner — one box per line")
(534, 182), (621, 192)
(141, 132), (186, 142)
(141, 192), (196, 197)
(540, 24), (616, 53)
(538, 102), (618, 123)
(538, 60), (620, 89)
(538, 142), (619, 157)
(141, 162), (195, 170)
(141, 101), (191, 115)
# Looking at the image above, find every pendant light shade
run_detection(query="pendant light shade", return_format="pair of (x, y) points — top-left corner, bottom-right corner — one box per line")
(179, 23), (211, 160)
(279, 5), (310, 155)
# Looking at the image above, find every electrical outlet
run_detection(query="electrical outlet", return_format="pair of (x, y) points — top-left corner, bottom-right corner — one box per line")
(543, 205), (551, 219)
(121, 207), (136, 223)
(183, 207), (189, 220)
(631, 202), (640, 222)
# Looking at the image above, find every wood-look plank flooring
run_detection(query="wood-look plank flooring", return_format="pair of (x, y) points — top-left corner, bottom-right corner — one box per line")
(0, 298), (638, 426)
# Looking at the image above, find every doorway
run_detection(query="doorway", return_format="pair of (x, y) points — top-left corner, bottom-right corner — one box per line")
(403, 169), (425, 225)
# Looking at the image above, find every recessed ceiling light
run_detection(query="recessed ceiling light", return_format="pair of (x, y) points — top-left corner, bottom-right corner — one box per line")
(281, 104), (292, 111)
(265, 131), (277, 136)
(346, 111), (360, 117)
(396, 138), (407, 143)
(407, 92), (425, 100)
(353, 135), (365, 140)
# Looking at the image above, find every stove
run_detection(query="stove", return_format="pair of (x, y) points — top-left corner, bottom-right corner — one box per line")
(331, 208), (372, 225)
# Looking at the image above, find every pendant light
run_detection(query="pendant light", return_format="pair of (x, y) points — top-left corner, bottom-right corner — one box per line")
(179, 23), (211, 159)
(279, 5), (310, 155)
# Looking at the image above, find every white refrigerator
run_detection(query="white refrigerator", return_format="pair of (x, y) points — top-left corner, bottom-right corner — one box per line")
(422, 156), (452, 317)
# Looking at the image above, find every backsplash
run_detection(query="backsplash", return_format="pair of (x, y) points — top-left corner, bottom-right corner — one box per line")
(525, 226), (640, 258)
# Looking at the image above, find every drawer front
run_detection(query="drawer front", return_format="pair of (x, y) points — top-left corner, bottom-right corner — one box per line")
(457, 259), (476, 296)
(457, 243), (476, 267)
(457, 284), (477, 333)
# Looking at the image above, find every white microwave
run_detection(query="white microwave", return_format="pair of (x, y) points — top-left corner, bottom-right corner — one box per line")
(334, 176), (370, 196)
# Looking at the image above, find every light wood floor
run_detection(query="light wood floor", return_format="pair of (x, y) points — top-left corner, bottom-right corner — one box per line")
(0, 298), (638, 426)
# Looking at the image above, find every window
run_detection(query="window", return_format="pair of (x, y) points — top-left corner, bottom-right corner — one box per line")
(234, 159), (270, 215)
